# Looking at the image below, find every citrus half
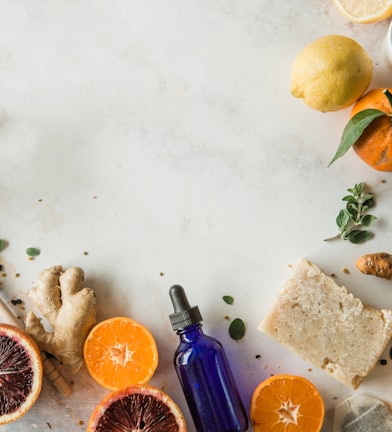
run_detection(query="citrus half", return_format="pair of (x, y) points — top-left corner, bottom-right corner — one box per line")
(87, 384), (187, 431)
(250, 374), (325, 432)
(83, 316), (159, 390)
(333, 0), (392, 23)
(0, 324), (43, 425)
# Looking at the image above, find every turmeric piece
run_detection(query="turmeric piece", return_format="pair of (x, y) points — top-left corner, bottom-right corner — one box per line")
(25, 266), (97, 373)
(356, 252), (392, 280)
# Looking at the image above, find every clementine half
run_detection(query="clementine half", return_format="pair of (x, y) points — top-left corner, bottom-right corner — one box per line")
(87, 384), (187, 432)
(250, 374), (325, 432)
(0, 324), (43, 425)
(350, 88), (392, 171)
(83, 316), (158, 390)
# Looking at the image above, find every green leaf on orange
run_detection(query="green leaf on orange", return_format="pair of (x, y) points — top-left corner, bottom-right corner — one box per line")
(328, 109), (385, 166)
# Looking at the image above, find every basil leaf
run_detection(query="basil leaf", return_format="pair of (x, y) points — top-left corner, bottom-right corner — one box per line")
(347, 230), (373, 244)
(223, 295), (234, 305)
(328, 109), (385, 166)
(229, 318), (246, 340)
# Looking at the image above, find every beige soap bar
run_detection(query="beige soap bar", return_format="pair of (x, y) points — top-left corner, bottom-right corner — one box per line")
(259, 258), (392, 389)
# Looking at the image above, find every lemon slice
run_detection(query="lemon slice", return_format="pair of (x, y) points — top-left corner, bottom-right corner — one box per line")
(333, 0), (392, 23)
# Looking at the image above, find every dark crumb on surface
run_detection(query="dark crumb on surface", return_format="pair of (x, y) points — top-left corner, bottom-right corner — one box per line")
(380, 359), (387, 366)
(15, 273), (20, 278)
(381, 179), (387, 184)
(78, 420), (84, 426)
(330, 273), (336, 277)
(255, 354), (261, 359)
(28, 256), (34, 261)
(342, 267), (349, 274)
(307, 368), (313, 372)
(160, 272), (164, 276)
(2, 273), (6, 277)
(0, 265), (2, 271)
(224, 316), (230, 320)
(332, 396), (339, 400)
(83, 251), (89, 256)
(38, 198), (43, 202)
(11, 299), (23, 306)
(47, 422), (52, 429)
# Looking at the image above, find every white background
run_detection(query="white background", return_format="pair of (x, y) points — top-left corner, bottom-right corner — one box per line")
(1, 1), (392, 431)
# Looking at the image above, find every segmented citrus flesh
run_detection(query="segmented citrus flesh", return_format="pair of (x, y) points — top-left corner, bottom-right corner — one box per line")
(0, 324), (43, 425)
(83, 316), (159, 390)
(87, 384), (187, 431)
(333, 0), (392, 23)
(250, 374), (325, 432)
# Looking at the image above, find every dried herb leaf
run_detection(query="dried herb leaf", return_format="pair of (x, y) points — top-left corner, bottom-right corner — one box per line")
(0, 239), (5, 252)
(26, 247), (40, 257)
(229, 318), (245, 340)
(223, 295), (234, 305)
(329, 109), (385, 166)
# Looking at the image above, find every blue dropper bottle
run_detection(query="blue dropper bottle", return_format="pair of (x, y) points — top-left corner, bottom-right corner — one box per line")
(169, 284), (248, 432)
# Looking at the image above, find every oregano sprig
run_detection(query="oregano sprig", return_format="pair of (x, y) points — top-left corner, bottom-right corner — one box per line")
(324, 182), (377, 244)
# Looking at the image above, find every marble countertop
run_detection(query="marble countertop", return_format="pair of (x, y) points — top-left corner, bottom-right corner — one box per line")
(1, 1), (392, 431)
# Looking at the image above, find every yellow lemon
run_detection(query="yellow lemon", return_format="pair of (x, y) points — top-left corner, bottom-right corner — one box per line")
(333, 0), (392, 24)
(290, 35), (372, 112)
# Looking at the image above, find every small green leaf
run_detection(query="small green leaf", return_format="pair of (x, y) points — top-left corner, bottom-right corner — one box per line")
(329, 109), (385, 166)
(360, 214), (377, 227)
(229, 318), (246, 340)
(26, 247), (40, 257)
(336, 209), (350, 230)
(347, 230), (373, 244)
(223, 295), (234, 305)
(0, 239), (5, 252)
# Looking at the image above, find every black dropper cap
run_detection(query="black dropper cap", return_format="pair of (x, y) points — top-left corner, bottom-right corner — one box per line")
(169, 285), (203, 330)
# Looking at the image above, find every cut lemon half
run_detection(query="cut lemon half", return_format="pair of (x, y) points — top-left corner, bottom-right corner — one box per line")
(333, 0), (392, 23)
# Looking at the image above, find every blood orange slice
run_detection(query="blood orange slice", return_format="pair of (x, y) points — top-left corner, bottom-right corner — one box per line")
(0, 324), (43, 425)
(87, 384), (187, 431)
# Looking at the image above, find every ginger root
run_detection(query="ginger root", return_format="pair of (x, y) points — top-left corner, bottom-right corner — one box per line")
(356, 252), (392, 280)
(25, 266), (97, 373)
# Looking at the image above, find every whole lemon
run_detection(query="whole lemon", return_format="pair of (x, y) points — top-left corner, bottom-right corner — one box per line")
(290, 35), (373, 112)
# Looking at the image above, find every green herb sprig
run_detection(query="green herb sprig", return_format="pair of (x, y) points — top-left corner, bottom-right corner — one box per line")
(324, 182), (377, 244)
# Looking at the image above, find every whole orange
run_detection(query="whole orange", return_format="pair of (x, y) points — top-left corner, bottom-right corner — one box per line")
(350, 88), (392, 171)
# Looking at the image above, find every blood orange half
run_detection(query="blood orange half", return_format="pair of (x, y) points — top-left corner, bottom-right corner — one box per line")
(0, 324), (43, 425)
(87, 384), (187, 431)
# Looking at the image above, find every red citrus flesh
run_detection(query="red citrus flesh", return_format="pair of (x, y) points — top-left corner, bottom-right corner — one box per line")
(88, 384), (187, 432)
(0, 324), (43, 425)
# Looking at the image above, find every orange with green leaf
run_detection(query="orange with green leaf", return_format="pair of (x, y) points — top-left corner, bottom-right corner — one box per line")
(329, 88), (392, 171)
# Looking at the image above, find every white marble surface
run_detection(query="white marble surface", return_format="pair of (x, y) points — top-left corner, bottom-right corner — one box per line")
(1, 1), (392, 431)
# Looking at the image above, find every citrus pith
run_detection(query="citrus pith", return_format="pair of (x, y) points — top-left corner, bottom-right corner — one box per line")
(0, 324), (43, 425)
(250, 374), (325, 432)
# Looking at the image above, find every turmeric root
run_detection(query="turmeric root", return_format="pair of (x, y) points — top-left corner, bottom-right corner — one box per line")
(356, 252), (392, 280)
(25, 266), (97, 373)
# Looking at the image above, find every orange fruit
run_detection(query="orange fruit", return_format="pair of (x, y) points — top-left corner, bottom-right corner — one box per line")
(87, 384), (187, 431)
(250, 374), (325, 432)
(0, 324), (43, 425)
(83, 316), (159, 390)
(350, 88), (392, 171)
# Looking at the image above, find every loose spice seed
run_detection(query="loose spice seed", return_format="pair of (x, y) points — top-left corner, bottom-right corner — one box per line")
(380, 359), (387, 366)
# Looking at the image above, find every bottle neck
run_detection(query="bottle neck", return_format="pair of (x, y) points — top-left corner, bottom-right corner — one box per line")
(176, 322), (204, 341)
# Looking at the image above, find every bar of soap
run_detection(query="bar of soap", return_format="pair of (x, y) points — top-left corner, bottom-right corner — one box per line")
(333, 394), (392, 431)
(259, 258), (392, 388)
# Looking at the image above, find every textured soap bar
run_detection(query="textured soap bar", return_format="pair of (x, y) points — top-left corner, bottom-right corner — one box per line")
(333, 394), (392, 432)
(259, 259), (392, 388)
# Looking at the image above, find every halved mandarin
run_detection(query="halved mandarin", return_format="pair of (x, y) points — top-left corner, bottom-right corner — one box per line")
(250, 374), (325, 431)
(0, 324), (43, 425)
(83, 316), (159, 390)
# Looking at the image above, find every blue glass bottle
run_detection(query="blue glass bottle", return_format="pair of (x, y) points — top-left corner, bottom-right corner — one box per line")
(169, 285), (248, 432)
